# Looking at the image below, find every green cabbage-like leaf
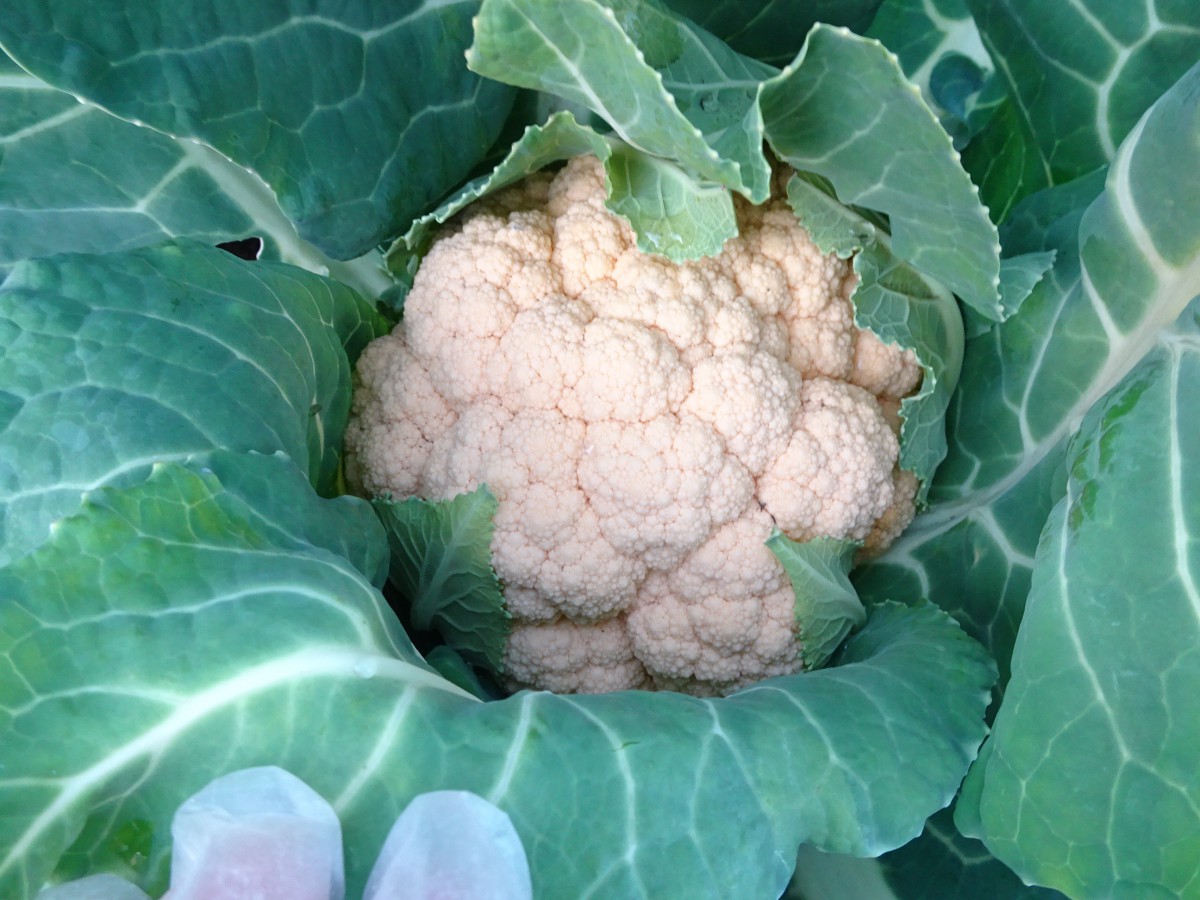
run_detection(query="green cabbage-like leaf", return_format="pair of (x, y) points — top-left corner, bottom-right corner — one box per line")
(767, 533), (864, 670)
(0, 52), (391, 298)
(373, 486), (510, 674)
(661, 0), (883, 65)
(856, 59), (1200, 696)
(993, 251), (1056, 328)
(385, 111), (736, 271)
(865, 0), (1003, 150)
(960, 248), (1057, 339)
(959, 99), (1052, 225)
(954, 0), (1200, 224)
(468, 0), (775, 207)
(958, 296), (1200, 897)
(759, 25), (1002, 321)
(786, 806), (1063, 899)
(604, 142), (740, 259)
(0, 451), (995, 899)
(0, 0), (514, 260)
(0, 241), (388, 567)
(966, 0), (1200, 187)
(0, 53), (247, 275)
(390, 111), (612, 264)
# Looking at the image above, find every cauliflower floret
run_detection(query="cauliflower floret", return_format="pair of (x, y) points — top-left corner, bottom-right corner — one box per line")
(505, 618), (650, 694)
(345, 338), (456, 497)
(627, 509), (799, 694)
(579, 415), (754, 570)
(756, 378), (902, 543)
(682, 349), (801, 475)
(574, 318), (691, 422)
(403, 207), (560, 405)
(346, 155), (923, 696)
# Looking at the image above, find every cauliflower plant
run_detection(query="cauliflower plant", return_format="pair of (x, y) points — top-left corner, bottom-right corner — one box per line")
(347, 156), (921, 695)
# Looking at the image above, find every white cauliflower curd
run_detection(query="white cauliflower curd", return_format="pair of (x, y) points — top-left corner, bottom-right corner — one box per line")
(346, 156), (922, 696)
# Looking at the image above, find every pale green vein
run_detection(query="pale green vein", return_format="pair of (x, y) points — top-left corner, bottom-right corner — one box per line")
(0, 101), (86, 144)
(485, 692), (534, 805)
(332, 689), (421, 814)
(570, 699), (643, 899)
(1055, 487), (1131, 768)
(0, 648), (474, 883)
(1167, 341), (1200, 625)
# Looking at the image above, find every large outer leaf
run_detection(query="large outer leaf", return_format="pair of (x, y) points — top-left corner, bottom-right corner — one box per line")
(0, 1), (514, 260)
(852, 175), (1097, 689)
(0, 53), (392, 297)
(786, 808), (1063, 899)
(964, 0), (1200, 215)
(959, 98), (1051, 225)
(0, 453), (995, 900)
(952, 63), (1200, 898)
(959, 297), (1200, 897)
(0, 53), (245, 273)
(0, 241), (388, 567)
(862, 0), (1039, 223)
(661, 0), (883, 65)
(0, 53), (391, 298)
(0, 453), (441, 897)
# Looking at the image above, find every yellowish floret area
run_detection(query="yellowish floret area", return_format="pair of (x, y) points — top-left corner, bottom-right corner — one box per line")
(346, 156), (921, 696)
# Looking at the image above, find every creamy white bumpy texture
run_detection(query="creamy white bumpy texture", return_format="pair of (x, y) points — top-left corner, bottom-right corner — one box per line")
(346, 156), (921, 695)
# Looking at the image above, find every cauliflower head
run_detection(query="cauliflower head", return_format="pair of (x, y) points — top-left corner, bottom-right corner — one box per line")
(346, 156), (921, 696)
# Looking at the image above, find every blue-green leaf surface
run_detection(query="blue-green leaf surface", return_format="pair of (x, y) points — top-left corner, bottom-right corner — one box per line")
(852, 59), (1200, 899)
(0, 54), (246, 273)
(661, 0), (884, 65)
(866, 0), (1002, 148)
(950, 62), (1200, 897)
(373, 486), (510, 674)
(785, 807), (1065, 899)
(468, 0), (775, 208)
(967, 0), (1200, 186)
(389, 111), (612, 262)
(0, 454), (448, 897)
(856, 58), (1200, 694)
(959, 296), (1200, 897)
(995, 251), (1056, 325)
(0, 53), (391, 298)
(767, 533), (863, 670)
(960, 99), (1052, 224)
(0, 241), (388, 567)
(386, 111), (737, 269)
(0, 456), (995, 900)
(603, 142), (739, 259)
(0, 1), (514, 260)
(759, 25), (1003, 321)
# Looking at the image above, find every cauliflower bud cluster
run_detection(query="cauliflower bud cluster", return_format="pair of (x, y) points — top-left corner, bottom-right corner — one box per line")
(346, 156), (922, 696)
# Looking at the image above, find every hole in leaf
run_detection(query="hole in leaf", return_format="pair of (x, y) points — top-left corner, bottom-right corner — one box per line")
(217, 237), (264, 261)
